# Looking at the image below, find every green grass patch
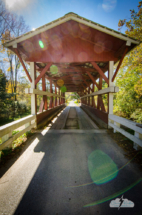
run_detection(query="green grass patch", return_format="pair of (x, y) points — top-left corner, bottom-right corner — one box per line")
(12, 130), (20, 136)
(0, 130), (34, 164)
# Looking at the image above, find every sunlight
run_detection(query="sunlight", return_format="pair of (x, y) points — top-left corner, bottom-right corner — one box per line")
(5, 0), (32, 11)
(5, 0), (20, 9)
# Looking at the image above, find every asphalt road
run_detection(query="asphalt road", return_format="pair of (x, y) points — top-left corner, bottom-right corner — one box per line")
(0, 106), (142, 215)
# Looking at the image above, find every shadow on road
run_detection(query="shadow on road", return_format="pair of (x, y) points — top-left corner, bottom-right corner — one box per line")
(13, 130), (142, 215)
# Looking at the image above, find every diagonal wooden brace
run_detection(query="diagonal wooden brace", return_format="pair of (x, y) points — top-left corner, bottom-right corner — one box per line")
(35, 62), (52, 85)
(86, 71), (99, 89)
(91, 61), (109, 85)
(82, 78), (93, 92)
(112, 47), (128, 82)
(15, 49), (32, 82)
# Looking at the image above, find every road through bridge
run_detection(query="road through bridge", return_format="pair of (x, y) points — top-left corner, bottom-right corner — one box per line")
(0, 103), (142, 215)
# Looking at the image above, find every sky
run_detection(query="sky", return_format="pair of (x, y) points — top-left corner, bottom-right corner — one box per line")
(3, 0), (140, 34)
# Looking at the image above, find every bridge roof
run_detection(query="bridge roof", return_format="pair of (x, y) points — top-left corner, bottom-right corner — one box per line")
(3, 12), (140, 92)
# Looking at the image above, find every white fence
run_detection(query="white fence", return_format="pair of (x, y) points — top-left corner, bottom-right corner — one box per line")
(109, 114), (142, 150)
(0, 115), (36, 151)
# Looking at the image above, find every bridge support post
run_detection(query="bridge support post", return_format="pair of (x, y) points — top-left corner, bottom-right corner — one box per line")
(108, 61), (114, 115)
(88, 87), (90, 106)
(85, 89), (87, 105)
(58, 88), (60, 105)
(55, 85), (57, 106)
(30, 62), (37, 128)
(42, 75), (48, 110)
(49, 79), (53, 108)
(108, 61), (114, 129)
(92, 84), (94, 107)
(30, 62), (37, 115)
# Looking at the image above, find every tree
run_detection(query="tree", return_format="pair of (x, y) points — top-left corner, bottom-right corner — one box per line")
(118, 1), (142, 79)
(1, 15), (29, 100)
(114, 2), (142, 123)
(0, 69), (14, 120)
(0, 0), (17, 39)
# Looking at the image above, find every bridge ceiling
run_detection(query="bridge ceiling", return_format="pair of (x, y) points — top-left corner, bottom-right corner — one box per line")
(36, 61), (108, 92)
(4, 13), (139, 92)
(15, 20), (133, 63)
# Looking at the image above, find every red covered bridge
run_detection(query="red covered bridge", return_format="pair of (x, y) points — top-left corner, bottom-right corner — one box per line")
(0, 12), (142, 215)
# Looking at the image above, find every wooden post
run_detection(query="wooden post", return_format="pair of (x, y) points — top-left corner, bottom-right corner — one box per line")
(61, 92), (62, 104)
(43, 75), (48, 110)
(99, 76), (106, 112)
(108, 61), (114, 114)
(92, 83), (94, 107)
(63, 93), (65, 104)
(59, 88), (60, 105)
(30, 62), (37, 115)
(88, 86), (90, 106)
(85, 89), (87, 105)
(39, 75), (47, 112)
(55, 85), (57, 106)
(49, 79), (53, 108)
(97, 81), (100, 110)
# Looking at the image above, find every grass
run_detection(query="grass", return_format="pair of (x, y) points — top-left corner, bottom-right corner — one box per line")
(107, 129), (142, 168)
(0, 130), (34, 164)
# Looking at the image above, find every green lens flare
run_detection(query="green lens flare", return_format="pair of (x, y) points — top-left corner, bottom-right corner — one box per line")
(39, 40), (44, 48)
(66, 154), (137, 189)
(84, 178), (142, 207)
(88, 150), (118, 185)
(50, 65), (58, 75)
(60, 86), (67, 93)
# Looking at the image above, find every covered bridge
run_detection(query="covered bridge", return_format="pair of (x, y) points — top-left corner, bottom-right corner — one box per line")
(1, 12), (141, 149)
(1, 12), (142, 215)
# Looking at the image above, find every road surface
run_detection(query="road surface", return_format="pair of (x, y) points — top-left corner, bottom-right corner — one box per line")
(0, 105), (142, 215)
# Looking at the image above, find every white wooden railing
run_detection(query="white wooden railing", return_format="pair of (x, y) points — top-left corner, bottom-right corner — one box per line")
(109, 114), (142, 150)
(81, 86), (119, 98)
(0, 115), (36, 151)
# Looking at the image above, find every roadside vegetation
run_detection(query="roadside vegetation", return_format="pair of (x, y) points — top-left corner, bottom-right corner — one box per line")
(0, 130), (34, 165)
(113, 1), (142, 123)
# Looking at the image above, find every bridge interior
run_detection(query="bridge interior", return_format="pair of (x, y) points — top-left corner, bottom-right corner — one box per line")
(50, 104), (98, 130)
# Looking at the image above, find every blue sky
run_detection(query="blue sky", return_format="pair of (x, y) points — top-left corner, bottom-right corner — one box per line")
(4, 0), (139, 33)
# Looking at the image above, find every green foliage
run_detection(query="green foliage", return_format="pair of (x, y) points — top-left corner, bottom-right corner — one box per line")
(114, 2), (142, 123)
(12, 130), (20, 135)
(0, 70), (14, 120)
(114, 68), (142, 121)
(0, 72), (31, 125)
(12, 131), (33, 149)
(130, 109), (142, 123)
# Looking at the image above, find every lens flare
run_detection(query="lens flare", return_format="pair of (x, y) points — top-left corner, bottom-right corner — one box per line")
(60, 85), (67, 93)
(84, 177), (142, 207)
(66, 154), (138, 188)
(88, 150), (118, 185)
(57, 79), (64, 87)
(50, 65), (58, 75)
(39, 40), (44, 49)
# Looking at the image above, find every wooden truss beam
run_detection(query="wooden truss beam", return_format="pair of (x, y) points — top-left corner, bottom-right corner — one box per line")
(86, 71), (99, 89)
(112, 47), (128, 82)
(15, 49), (32, 82)
(35, 62), (52, 85)
(91, 61), (109, 84)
